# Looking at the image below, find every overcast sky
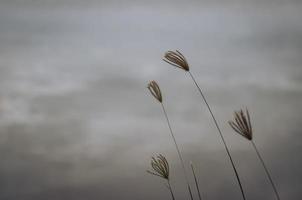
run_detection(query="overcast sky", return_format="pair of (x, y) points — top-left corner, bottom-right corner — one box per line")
(0, 0), (301, 199)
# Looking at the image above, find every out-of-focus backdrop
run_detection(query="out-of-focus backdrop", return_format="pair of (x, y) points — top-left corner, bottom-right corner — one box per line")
(0, 0), (301, 199)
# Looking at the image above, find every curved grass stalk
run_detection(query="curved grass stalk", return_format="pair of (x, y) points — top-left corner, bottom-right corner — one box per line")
(252, 141), (280, 200)
(163, 50), (246, 200)
(229, 108), (281, 200)
(190, 161), (203, 200)
(189, 72), (246, 200)
(161, 103), (194, 200)
(147, 80), (194, 200)
(147, 154), (176, 200)
(167, 180), (176, 200)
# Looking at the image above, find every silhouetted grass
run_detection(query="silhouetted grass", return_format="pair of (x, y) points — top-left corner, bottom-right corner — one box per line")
(145, 50), (281, 200)
(147, 154), (175, 200)
(190, 161), (203, 200)
(229, 108), (281, 200)
(163, 50), (246, 200)
(147, 80), (194, 200)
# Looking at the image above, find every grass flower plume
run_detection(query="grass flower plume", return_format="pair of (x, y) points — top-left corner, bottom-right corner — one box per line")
(147, 154), (170, 180)
(147, 154), (175, 200)
(228, 108), (252, 140)
(147, 80), (162, 103)
(163, 50), (190, 71)
(163, 50), (246, 200)
(229, 108), (281, 200)
(147, 80), (194, 200)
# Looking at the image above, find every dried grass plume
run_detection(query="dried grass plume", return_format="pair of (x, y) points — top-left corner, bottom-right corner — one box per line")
(147, 154), (170, 180)
(228, 108), (252, 140)
(147, 80), (162, 103)
(163, 50), (190, 71)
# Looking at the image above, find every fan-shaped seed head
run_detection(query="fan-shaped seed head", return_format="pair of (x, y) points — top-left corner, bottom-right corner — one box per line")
(147, 154), (170, 180)
(163, 50), (190, 71)
(228, 108), (253, 140)
(147, 80), (162, 103)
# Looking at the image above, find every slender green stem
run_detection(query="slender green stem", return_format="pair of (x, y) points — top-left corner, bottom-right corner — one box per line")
(251, 141), (280, 200)
(161, 103), (194, 200)
(188, 71), (246, 200)
(168, 180), (176, 200)
(190, 162), (203, 200)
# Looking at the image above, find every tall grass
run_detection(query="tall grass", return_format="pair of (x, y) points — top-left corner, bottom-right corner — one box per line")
(229, 108), (281, 200)
(145, 50), (281, 200)
(147, 154), (175, 200)
(147, 80), (194, 200)
(163, 50), (246, 200)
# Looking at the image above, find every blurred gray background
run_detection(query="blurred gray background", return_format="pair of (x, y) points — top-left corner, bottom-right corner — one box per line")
(0, 0), (301, 199)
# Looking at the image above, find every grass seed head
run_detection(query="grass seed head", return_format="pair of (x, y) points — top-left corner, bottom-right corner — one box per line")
(147, 154), (170, 180)
(147, 80), (162, 103)
(228, 108), (253, 140)
(163, 50), (190, 71)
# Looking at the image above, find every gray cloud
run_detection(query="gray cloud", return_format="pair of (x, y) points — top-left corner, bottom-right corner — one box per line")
(0, 0), (301, 199)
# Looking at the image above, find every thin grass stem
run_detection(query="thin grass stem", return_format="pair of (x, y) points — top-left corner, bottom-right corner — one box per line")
(167, 180), (176, 200)
(251, 141), (280, 200)
(161, 103), (194, 200)
(188, 71), (246, 200)
(190, 161), (203, 200)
